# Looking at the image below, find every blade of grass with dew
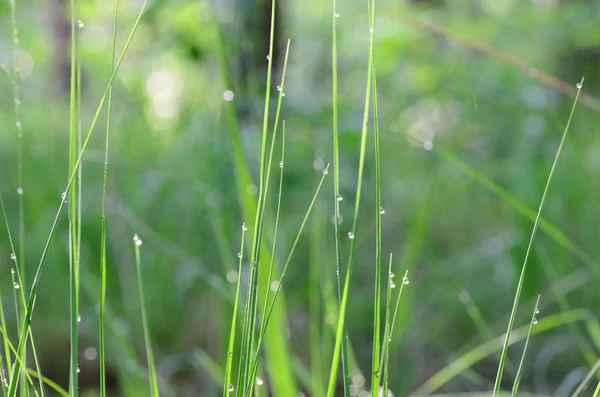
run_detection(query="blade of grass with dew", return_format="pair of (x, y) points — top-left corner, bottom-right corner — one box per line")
(326, 2), (375, 393)
(8, 0), (27, 393)
(133, 234), (159, 396)
(6, 3), (150, 394)
(380, 254), (393, 397)
(235, 0), (280, 391)
(68, 0), (81, 392)
(572, 359), (600, 397)
(310, 205), (325, 397)
(239, 34), (292, 397)
(100, 0), (119, 394)
(331, 0), (350, 394)
(245, 164), (331, 397)
(414, 308), (590, 395)
(511, 295), (540, 396)
(0, 195), (44, 396)
(249, 119), (287, 394)
(210, 3), (297, 394)
(492, 78), (584, 397)
(369, 0), (383, 392)
(223, 224), (246, 397)
(382, 269), (408, 396)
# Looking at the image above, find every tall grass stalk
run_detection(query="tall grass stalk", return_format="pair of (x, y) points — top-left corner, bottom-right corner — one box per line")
(592, 381), (600, 397)
(325, 1), (375, 393)
(99, 0), (120, 394)
(223, 225), (246, 397)
(380, 255), (393, 397)
(7, 3), (149, 393)
(309, 206), (324, 397)
(245, 164), (331, 396)
(331, 0), (350, 394)
(368, 0), (383, 393)
(237, 0), (278, 391)
(491, 77), (584, 396)
(510, 295), (540, 396)
(68, 0), (81, 391)
(133, 235), (159, 396)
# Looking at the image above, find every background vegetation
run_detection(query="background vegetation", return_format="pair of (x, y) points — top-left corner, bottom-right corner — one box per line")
(1, 0), (600, 395)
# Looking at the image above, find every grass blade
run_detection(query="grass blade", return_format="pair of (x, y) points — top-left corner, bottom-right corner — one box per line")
(331, 0), (350, 394)
(309, 205), (325, 397)
(7, 2), (150, 393)
(245, 164), (330, 396)
(133, 235), (159, 396)
(592, 381), (600, 397)
(99, 0), (120, 394)
(223, 224), (246, 397)
(326, 1), (375, 392)
(510, 295), (540, 396)
(369, 0), (383, 393)
(492, 77), (584, 396)
(572, 359), (600, 397)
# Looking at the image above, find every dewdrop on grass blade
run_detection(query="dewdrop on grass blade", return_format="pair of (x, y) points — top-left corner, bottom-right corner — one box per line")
(403, 276), (410, 285)
(10, 253), (16, 260)
(256, 377), (264, 386)
(133, 233), (143, 246)
(242, 222), (248, 231)
(348, 232), (355, 240)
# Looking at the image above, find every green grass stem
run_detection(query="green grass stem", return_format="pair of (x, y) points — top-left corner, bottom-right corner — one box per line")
(510, 295), (540, 396)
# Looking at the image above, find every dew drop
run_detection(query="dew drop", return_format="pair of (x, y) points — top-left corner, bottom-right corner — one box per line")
(322, 168), (329, 175)
(281, 92), (286, 97)
(78, 314), (81, 323)
(256, 377), (264, 386)
(277, 85), (282, 91)
(13, 282), (19, 289)
(379, 207), (385, 214)
(270, 280), (280, 292)
(533, 318), (538, 325)
(279, 160), (284, 168)
(390, 282), (396, 289)
(266, 55), (270, 60)
(223, 90), (235, 101)
(347, 232), (355, 240)
(14, 99), (21, 106)
(370, 28), (374, 33)
(242, 222), (248, 231)
(228, 384), (234, 392)
(334, 12), (340, 18)
(424, 141), (434, 151)
(237, 252), (243, 259)
(77, 20), (84, 28)
(337, 195), (343, 201)
(403, 276), (410, 285)
(535, 308), (539, 314)
(576, 82), (582, 89)
(10, 253), (16, 260)
(227, 351), (233, 357)
(15, 121), (21, 128)
(16, 187), (23, 195)
(61, 192), (67, 200)
(77, 366), (81, 373)
(136, 238), (143, 246)
(389, 272), (395, 279)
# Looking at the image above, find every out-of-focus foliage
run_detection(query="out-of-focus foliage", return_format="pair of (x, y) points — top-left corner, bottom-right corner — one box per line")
(1, 0), (600, 395)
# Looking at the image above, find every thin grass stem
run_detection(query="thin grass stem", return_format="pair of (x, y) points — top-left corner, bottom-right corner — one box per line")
(492, 78), (584, 396)
(510, 295), (540, 396)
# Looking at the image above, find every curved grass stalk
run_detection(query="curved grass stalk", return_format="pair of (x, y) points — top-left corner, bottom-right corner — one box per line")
(7, 3), (150, 394)
(133, 235), (159, 396)
(99, 0), (120, 394)
(245, 164), (331, 397)
(325, 1), (375, 393)
(510, 296), (540, 396)
(223, 225), (246, 397)
(414, 309), (590, 395)
(492, 78), (584, 396)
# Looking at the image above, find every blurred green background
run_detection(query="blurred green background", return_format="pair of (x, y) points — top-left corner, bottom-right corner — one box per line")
(2, 0), (600, 395)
